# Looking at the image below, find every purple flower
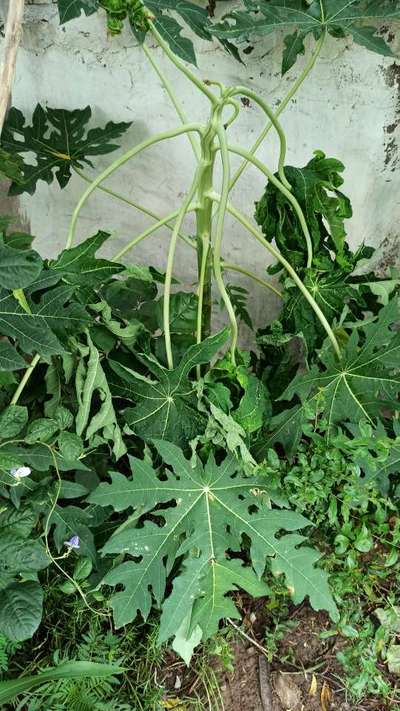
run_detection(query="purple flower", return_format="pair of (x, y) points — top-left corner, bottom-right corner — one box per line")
(10, 466), (31, 480)
(64, 535), (80, 550)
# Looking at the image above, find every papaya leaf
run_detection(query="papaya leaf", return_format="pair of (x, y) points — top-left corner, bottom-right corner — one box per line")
(211, 0), (400, 71)
(0, 244), (43, 290)
(108, 330), (228, 448)
(57, 0), (99, 24)
(0, 341), (26, 371)
(271, 300), (400, 453)
(1, 105), (131, 195)
(0, 285), (89, 358)
(0, 148), (24, 184)
(90, 440), (336, 641)
(52, 231), (124, 288)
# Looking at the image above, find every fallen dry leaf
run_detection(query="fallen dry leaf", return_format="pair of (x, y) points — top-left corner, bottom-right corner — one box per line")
(320, 680), (332, 710)
(309, 674), (318, 696)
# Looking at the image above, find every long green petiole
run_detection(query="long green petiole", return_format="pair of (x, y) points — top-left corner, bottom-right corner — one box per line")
(142, 42), (201, 162)
(73, 166), (192, 245)
(67, 123), (203, 249)
(10, 353), (41, 406)
(163, 171), (202, 369)
(226, 144), (313, 268)
(210, 195), (341, 358)
(221, 263), (282, 299)
(229, 31), (327, 191)
(213, 124), (238, 364)
(227, 86), (291, 192)
(111, 206), (196, 261)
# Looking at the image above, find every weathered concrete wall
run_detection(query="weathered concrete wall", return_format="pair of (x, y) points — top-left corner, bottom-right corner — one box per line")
(1, 1), (399, 329)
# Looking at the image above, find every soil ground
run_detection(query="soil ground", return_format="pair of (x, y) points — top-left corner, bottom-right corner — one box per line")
(161, 604), (397, 711)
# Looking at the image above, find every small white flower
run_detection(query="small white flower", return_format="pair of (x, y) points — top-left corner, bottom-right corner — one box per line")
(10, 466), (31, 481)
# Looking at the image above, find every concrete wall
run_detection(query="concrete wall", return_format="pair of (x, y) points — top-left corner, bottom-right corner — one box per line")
(1, 0), (399, 330)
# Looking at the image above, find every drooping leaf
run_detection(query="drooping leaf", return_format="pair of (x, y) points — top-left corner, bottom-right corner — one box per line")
(75, 333), (126, 459)
(90, 441), (336, 641)
(108, 330), (228, 448)
(226, 284), (253, 330)
(1, 105), (131, 195)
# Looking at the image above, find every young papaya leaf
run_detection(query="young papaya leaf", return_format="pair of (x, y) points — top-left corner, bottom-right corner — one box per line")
(0, 581), (43, 642)
(91, 440), (336, 639)
(1, 105), (131, 195)
(211, 0), (400, 71)
(233, 370), (271, 435)
(108, 329), (228, 448)
(52, 231), (124, 288)
(272, 299), (400, 452)
(57, 0), (99, 24)
(255, 151), (353, 269)
(75, 333), (126, 460)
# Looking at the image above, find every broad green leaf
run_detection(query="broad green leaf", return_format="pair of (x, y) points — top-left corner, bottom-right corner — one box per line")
(92, 441), (336, 638)
(157, 292), (198, 334)
(0, 405), (28, 439)
(75, 333), (126, 459)
(57, 0), (99, 23)
(0, 244), (43, 290)
(52, 231), (124, 288)
(0, 661), (124, 705)
(0, 341), (26, 371)
(154, 15), (197, 65)
(0, 534), (49, 590)
(273, 300), (400, 452)
(1, 105), (131, 195)
(211, 0), (400, 70)
(25, 417), (59, 444)
(0, 581), (43, 641)
(58, 431), (84, 461)
(0, 284), (89, 357)
(0, 504), (36, 539)
(108, 330), (228, 448)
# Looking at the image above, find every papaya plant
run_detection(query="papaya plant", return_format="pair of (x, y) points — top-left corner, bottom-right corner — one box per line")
(0, 0), (399, 669)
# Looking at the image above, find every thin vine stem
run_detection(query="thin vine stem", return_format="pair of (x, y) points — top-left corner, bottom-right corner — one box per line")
(213, 123), (238, 364)
(111, 205), (196, 261)
(10, 353), (40, 406)
(226, 143), (313, 268)
(164, 172), (201, 369)
(229, 31), (327, 191)
(210, 195), (341, 358)
(142, 42), (201, 161)
(227, 86), (291, 192)
(73, 166), (192, 244)
(148, 22), (217, 105)
(221, 263), (283, 299)
(66, 123), (203, 249)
